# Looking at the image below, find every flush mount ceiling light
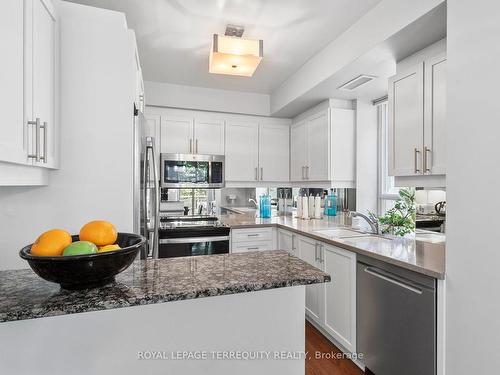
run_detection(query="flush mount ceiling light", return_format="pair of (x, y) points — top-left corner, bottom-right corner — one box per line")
(338, 75), (377, 91)
(209, 25), (263, 77)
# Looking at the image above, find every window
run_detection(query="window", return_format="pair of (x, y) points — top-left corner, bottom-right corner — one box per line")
(377, 102), (402, 213)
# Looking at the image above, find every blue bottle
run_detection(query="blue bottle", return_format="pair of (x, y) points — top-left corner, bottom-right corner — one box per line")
(324, 190), (337, 216)
(259, 195), (272, 218)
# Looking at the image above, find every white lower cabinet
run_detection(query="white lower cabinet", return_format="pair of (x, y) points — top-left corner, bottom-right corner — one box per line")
(231, 228), (274, 253)
(321, 244), (357, 353)
(278, 229), (297, 257)
(296, 235), (322, 324)
(284, 230), (356, 354)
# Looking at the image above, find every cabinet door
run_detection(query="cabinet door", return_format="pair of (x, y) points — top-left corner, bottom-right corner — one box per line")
(225, 121), (259, 181)
(0, 0), (26, 164)
(160, 116), (194, 154)
(297, 236), (322, 323)
(322, 244), (357, 353)
(388, 63), (424, 176)
(306, 110), (329, 181)
(331, 108), (356, 183)
(290, 120), (307, 181)
(31, 0), (58, 168)
(424, 54), (446, 175)
(278, 230), (296, 256)
(194, 118), (225, 155)
(259, 123), (289, 181)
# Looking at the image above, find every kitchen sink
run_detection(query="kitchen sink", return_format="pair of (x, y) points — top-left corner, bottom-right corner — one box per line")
(339, 235), (393, 244)
(313, 228), (368, 238)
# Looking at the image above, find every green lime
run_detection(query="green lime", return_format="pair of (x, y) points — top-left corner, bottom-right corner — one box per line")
(62, 241), (98, 256)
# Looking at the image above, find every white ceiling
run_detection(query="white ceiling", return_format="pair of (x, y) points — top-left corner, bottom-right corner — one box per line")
(66, 0), (382, 93)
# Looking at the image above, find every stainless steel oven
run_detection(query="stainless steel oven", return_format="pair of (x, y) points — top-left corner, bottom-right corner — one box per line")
(158, 216), (230, 258)
(160, 153), (224, 188)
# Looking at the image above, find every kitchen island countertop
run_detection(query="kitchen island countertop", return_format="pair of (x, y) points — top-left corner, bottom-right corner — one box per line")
(0, 250), (329, 323)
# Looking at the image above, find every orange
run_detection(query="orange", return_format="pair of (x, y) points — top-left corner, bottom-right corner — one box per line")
(79, 220), (117, 246)
(31, 229), (72, 257)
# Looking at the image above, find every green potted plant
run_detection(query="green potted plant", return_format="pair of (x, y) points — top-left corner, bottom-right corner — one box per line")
(369, 189), (416, 237)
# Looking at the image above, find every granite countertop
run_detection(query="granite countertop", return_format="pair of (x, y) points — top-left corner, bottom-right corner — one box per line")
(0, 251), (330, 323)
(221, 212), (446, 279)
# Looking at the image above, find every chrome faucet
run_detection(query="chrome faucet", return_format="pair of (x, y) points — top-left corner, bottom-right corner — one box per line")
(349, 211), (379, 234)
(248, 198), (258, 208)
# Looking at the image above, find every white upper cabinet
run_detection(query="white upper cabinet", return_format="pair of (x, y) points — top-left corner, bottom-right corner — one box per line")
(1, 0), (59, 170)
(160, 115), (224, 155)
(424, 53), (446, 175)
(29, 0), (58, 168)
(160, 116), (194, 154)
(0, 0), (25, 164)
(193, 118), (225, 155)
(388, 63), (425, 176)
(291, 103), (355, 186)
(225, 121), (259, 181)
(306, 109), (329, 181)
(389, 51), (447, 179)
(290, 120), (307, 181)
(259, 122), (289, 182)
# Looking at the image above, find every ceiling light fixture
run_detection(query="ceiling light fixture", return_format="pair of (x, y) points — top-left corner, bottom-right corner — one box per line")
(209, 25), (263, 77)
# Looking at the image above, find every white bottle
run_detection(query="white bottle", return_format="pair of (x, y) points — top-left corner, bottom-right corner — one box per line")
(308, 194), (315, 218)
(302, 196), (309, 220)
(314, 195), (322, 219)
(296, 196), (302, 217)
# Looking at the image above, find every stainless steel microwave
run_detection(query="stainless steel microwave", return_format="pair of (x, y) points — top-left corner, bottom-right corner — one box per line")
(160, 153), (225, 188)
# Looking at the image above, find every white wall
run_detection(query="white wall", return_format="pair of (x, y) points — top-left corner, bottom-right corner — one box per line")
(446, 1), (500, 373)
(0, 2), (136, 270)
(355, 100), (378, 214)
(145, 81), (271, 116)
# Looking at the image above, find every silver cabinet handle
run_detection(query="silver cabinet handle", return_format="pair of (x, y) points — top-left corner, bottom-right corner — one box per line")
(414, 148), (421, 174)
(40, 121), (47, 163)
(314, 243), (319, 262)
(302, 166), (305, 180)
(306, 166), (309, 180)
(319, 244), (324, 263)
(291, 235), (295, 255)
(255, 167), (258, 181)
(27, 118), (40, 161)
(196, 139), (199, 154)
(247, 247), (259, 250)
(247, 233), (260, 237)
(260, 167), (263, 181)
(424, 146), (431, 173)
(189, 138), (192, 153)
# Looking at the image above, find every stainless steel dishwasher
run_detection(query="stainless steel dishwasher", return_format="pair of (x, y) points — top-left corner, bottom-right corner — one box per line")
(357, 255), (436, 375)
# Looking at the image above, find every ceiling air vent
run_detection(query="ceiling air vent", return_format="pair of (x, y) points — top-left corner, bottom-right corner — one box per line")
(338, 75), (376, 91)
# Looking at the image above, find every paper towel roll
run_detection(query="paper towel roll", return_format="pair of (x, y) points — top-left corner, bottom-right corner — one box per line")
(314, 196), (322, 219)
(296, 196), (302, 217)
(308, 195), (315, 218)
(302, 196), (309, 220)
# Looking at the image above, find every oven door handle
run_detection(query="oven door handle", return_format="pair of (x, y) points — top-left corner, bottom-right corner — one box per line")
(159, 236), (230, 244)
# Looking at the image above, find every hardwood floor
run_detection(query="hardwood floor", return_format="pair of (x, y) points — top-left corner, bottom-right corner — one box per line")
(305, 321), (364, 375)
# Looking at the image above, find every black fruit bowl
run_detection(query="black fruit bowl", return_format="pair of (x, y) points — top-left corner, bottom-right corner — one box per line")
(19, 233), (146, 290)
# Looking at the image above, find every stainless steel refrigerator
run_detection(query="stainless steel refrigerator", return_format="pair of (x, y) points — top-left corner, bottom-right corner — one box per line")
(133, 110), (159, 259)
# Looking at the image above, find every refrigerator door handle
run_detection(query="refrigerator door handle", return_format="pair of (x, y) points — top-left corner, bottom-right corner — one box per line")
(149, 138), (160, 259)
(142, 141), (150, 259)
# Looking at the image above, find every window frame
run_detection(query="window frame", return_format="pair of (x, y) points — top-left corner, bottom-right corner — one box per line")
(377, 101), (400, 213)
